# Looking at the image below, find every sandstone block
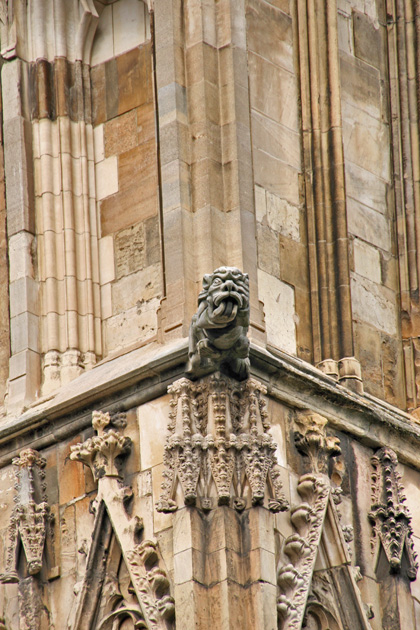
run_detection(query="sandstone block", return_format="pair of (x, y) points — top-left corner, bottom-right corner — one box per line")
(104, 109), (138, 157)
(246, 0), (293, 73)
(249, 52), (298, 132)
(347, 197), (391, 252)
(10, 311), (39, 354)
(353, 238), (381, 284)
(258, 269), (296, 355)
(345, 159), (388, 215)
(98, 235), (115, 285)
(9, 277), (38, 317)
(138, 395), (171, 470)
(114, 223), (145, 279)
(111, 264), (162, 313)
(340, 53), (382, 121)
(95, 155), (118, 200)
(113, 0), (149, 58)
(93, 123), (105, 163)
(353, 10), (384, 73)
(9, 232), (35, 281)
(257, 224), (280, 278)
(351, 275), (397, 336)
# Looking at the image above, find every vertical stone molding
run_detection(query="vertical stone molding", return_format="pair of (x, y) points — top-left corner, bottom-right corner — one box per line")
(1, 0), (102, 404)
(155, 0), (265, 343)
(70, 410), (175, 630)
(386, 1), (420, 414)
(156, 373), (289, 513)
(293, 0), (362, 392)
(369, 447), (418, 580)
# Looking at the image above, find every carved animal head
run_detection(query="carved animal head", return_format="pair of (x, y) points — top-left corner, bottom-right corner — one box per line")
(198, 267), (249, 326)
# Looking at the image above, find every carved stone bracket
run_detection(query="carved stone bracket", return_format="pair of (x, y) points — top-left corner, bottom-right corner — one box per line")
(156, 373), (289, 513)
(70, 410), (132, 480)
(369, 447), (418, 580)
(69, 410), (175, 630)
(0, 448), (51, 584)
(294, 410), (341, 474)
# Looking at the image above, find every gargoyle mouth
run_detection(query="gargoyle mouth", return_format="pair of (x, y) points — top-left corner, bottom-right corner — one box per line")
(212, 296), (239, 320)
(213, 291), (243, 308)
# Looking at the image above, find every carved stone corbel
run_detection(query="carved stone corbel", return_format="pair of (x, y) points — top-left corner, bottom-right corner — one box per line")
(294, 410), (341, 474)
(369, 447), (418, 580)
(69, 410), (175, 630)
(157, 374), (289, 513)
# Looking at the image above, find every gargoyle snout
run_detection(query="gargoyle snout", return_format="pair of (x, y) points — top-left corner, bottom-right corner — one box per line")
(224, 280), (234, 292)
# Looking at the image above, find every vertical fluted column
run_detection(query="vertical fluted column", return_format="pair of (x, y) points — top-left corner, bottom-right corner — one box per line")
(387, 0), (420, 414)
(2, 0), (101, 401)
(293, 0), (362, 391)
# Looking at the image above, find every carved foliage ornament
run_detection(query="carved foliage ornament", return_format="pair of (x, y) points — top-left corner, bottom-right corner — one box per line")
(70, 410), (131, 480)
(369, 447), (418, 580)
(0, 449), (50, 584)
(157, 374), (289, 513)
(70, 410), (175, 630)
(294, 410), (341, 474)
(186, 267), (250, 380)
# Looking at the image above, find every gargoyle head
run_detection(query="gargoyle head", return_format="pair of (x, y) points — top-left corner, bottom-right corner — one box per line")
(198, 267), (249, 327)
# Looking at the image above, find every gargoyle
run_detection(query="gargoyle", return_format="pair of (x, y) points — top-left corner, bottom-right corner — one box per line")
(185, 267), (250, 380)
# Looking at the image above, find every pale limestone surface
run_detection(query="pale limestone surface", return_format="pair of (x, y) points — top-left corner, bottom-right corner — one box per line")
(0, 0), (420, 628)
(258, 269), (296, 355)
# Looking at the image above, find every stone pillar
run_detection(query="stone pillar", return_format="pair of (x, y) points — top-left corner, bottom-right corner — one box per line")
(2, 57), (40, 410)
(386, 0), (420, 414)
(1, 0), (102, 404)
(157, 373), (287, 629)
(154, 0), (265, 343)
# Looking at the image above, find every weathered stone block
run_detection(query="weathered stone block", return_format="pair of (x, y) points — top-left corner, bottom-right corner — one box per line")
(258, 269), (296, 355)
(104, 109), (138, 157)
(246, 0), (293, 73)
(114, 223), (146, 280)
(257, 224), (280, 278)
(351, 275), (397, 336)
(353, 238), (381, 284)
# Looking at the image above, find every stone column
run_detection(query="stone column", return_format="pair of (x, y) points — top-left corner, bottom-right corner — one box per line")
(386, 0), (420, 414)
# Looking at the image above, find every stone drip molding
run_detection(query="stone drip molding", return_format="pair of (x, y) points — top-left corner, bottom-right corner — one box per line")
(70, 410), (175, 630)
(369, 447), (418, 580)
(156, 373), (289, 513)
(0, 448), (51, 584)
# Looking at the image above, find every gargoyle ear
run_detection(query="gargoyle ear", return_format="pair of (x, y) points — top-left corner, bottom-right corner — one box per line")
(203, 274), (211, 289)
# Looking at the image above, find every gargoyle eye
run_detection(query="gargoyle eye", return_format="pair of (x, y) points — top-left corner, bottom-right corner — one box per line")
(212, 277), (222, 285)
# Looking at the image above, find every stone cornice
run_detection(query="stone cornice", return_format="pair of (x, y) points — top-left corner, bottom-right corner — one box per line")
(0, 340), (419, 468)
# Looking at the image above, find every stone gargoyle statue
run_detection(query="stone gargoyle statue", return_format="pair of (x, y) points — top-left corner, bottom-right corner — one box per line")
(185, 266), (250, 380)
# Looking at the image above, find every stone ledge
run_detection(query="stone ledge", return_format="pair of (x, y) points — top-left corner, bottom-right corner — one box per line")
(0, 340), (418, 469)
